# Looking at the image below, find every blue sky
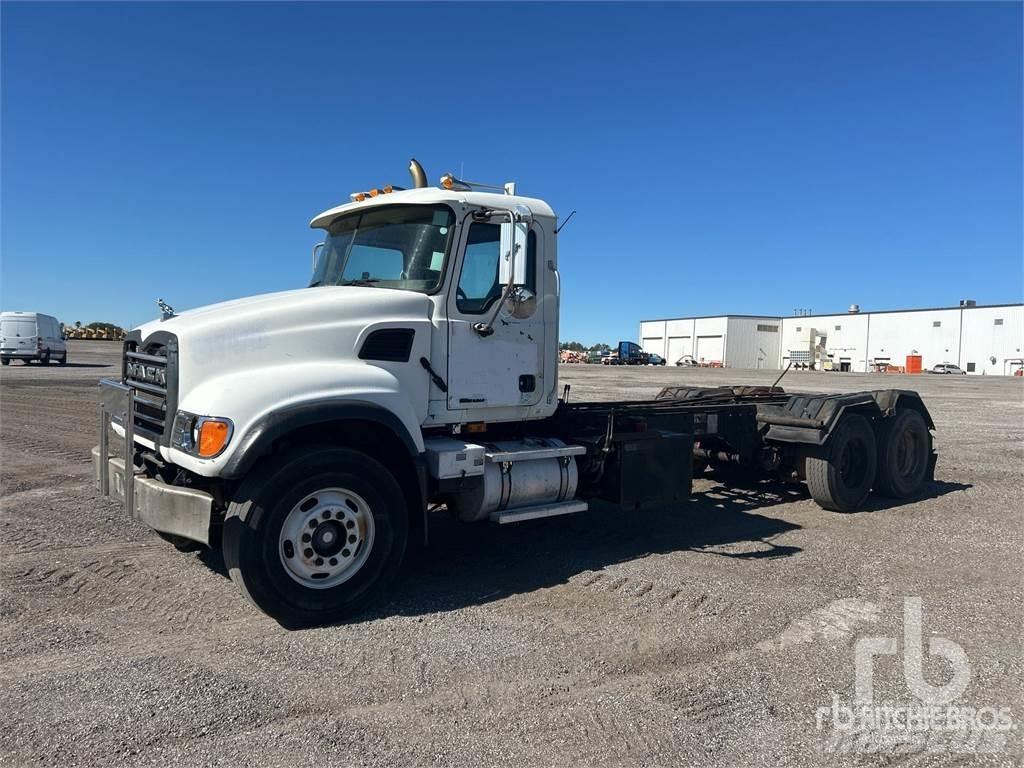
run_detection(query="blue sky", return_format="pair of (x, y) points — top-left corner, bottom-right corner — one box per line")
(2, 2), (1021, 344)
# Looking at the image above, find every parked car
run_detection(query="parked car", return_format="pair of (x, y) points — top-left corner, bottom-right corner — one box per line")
(675, 355), (697, 367)
(647, 354), (667, 366)
(0, 311), (67, 365)
(931, 363), (966, 375)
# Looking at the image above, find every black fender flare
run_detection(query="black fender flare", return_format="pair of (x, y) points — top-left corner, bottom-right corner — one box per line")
(759, 389), (935, 446)
(219, 399), (421, 480)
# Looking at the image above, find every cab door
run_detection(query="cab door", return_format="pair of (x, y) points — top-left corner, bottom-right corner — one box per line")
(445, 212), (545, 411)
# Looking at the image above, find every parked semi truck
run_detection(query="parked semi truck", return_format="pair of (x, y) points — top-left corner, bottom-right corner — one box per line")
(94, 160), (936, 627)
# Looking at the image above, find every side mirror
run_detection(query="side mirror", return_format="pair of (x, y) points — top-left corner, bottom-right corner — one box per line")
(498, 205), (532, 286)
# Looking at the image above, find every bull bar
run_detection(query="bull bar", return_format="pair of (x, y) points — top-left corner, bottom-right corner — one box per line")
(95, 378), (213, 545)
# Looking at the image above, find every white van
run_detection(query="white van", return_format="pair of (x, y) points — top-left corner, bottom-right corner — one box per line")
(0, 312), (68, 365)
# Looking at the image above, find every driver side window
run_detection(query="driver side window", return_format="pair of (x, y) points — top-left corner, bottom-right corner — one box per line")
(456, 223), (536, 314)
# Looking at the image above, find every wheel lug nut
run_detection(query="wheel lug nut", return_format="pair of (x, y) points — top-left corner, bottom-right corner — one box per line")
(303, 547), (314, 558)
(342, 548), (351, 557)
(321, 510), (331, 520)
(345, 520), (355, 529)
(301, 533), (311, 543)
(329, 557), (338, 566)
(348, 534), (357, 544)
(308, 520), (318, 529)
(315, 557), (324, 566)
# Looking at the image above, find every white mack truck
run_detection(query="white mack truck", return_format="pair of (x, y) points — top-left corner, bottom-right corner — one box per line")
(94, 159), (936, 627)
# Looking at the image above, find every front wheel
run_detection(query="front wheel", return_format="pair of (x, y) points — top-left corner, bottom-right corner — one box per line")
(39, 352), (50, 366)
(806, 413), (877, 512)
(222, 446), (409, 628)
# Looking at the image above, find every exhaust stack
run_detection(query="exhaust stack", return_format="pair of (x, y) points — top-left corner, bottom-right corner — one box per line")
(408, 158), (427, 189)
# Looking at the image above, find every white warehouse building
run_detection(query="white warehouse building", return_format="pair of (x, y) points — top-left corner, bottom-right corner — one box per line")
(639, 302), (1024, 375)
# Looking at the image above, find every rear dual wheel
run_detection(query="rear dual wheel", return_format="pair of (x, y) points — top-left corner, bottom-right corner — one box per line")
(806, 414), (877, 512)
(222, 446), (408, 628)
(807, 409), (932, 512)
(874, 409), (931, 498)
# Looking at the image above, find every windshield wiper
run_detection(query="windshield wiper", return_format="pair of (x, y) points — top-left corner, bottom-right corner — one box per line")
(340, 278), (381, 287)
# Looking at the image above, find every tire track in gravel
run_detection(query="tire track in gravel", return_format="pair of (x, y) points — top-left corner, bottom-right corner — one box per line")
(570, 569), (730, 617)
(2, 544), (245, 630)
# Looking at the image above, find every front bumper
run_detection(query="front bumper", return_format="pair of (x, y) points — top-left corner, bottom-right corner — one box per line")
(95, 378), (213, 545)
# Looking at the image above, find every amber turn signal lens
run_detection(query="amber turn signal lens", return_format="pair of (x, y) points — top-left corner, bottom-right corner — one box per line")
(354, 192), (366, 202)
(369, 188), (380, 197)
(440, 175), (454, 190)
(383, 185), (393, 194)
(197, 420), (231, 457)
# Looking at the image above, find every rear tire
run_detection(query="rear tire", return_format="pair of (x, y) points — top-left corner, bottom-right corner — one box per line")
(874, 409), (931, 498)
(40, 352), (50, 366)
(222, 446), (408, 628)
(1, 358), (8, 366)
(806, 413), (877, 512)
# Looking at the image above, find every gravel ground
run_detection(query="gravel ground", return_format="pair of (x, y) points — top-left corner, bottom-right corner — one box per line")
(1, 341), (1022, 767)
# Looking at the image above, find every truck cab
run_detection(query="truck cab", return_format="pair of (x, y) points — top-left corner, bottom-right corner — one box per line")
(94, 160), (937, 628)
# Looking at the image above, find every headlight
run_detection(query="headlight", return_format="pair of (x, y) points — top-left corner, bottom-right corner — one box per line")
(171, 411), (234, 458)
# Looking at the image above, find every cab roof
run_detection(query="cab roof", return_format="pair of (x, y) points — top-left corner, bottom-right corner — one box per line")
(309, 186), (557, 230)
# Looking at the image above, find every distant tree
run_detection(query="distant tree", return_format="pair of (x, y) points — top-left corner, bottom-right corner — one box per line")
(588, 343), (611, 353)
(74, 321), (82, 329)
(559, 341), (586, 352)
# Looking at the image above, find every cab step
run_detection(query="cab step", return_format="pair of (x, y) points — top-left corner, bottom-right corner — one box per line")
(490, 500), (588, 524)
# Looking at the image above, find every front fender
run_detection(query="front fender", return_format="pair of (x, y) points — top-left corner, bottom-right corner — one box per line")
(163, 361), (427, 477)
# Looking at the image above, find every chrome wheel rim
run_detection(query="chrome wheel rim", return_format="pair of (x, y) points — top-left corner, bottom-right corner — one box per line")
(279, 487), (375, 589)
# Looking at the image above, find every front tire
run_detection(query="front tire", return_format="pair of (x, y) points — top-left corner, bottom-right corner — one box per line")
(222, 446), (409, 628)
(40, 351), (50, 366)
(806, 413), (877, 512)
(59, 352), (68, 365)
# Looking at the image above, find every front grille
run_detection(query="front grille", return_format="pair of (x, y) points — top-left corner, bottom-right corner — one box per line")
(123, 337), (175, 443)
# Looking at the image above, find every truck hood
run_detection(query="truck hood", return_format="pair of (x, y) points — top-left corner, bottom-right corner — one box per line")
(134, 286), (434, 402)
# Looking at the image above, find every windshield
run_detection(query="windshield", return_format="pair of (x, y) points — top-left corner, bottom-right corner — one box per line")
(310, 204), (455, 293)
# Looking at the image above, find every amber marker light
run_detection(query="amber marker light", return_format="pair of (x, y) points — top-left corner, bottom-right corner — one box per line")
(197, 419), (232, 458)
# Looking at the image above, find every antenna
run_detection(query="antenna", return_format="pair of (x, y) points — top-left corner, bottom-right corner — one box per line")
(555, 210), (577, 234)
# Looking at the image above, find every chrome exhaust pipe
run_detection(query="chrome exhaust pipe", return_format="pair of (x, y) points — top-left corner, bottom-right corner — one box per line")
(408, 158), (427, 189)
